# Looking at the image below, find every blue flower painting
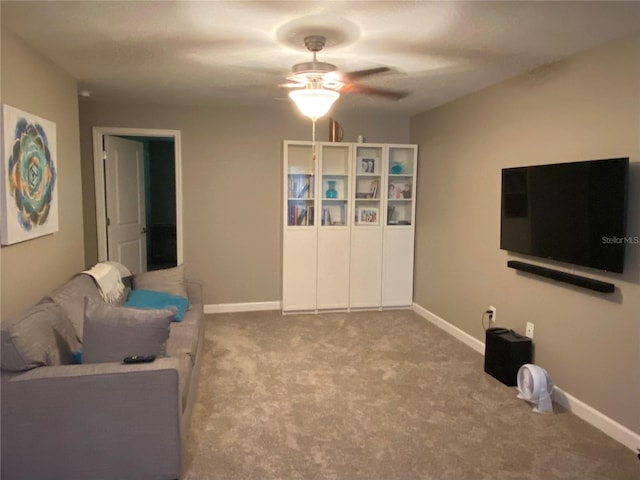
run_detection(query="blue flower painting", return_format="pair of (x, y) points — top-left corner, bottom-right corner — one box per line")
(1, 105), (58, 245)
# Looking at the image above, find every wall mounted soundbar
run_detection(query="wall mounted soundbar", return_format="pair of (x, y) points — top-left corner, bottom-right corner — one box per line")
(507, 260), (615, 293)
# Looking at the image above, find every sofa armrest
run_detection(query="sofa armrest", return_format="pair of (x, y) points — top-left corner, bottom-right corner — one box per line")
(1, 360), (183, 480)
(10, 356), (183, 381)
(186, 280), (202, 305)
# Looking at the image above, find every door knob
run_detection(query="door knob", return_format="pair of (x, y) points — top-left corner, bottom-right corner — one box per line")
(141, 227), (147, 234)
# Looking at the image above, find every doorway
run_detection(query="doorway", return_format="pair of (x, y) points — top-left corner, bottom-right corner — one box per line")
(92, 127), (183, 273)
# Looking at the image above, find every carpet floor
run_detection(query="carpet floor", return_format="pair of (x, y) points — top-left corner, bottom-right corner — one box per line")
(183, 310), (638, 480)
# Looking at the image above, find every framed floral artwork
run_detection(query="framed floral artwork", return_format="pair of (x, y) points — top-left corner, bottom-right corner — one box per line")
(1, 104), (58, 245)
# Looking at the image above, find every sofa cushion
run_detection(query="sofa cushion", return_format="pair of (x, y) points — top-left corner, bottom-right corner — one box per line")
(47, 274), (104, 340)
(133, 265), (188, 298)
(125, 289), (189, 321)
(1, 303), (81, 371)
(82, 299), (174, 364)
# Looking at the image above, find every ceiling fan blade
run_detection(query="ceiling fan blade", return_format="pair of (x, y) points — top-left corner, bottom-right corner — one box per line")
(340, 83), (410, 100)
(342, 67), (392, 81)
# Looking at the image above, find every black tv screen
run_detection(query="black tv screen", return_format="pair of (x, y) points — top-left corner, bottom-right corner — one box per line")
(500, 157), (629, 273)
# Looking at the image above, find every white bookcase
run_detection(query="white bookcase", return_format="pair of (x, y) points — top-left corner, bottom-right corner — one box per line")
(282, 140), (417, 313)
(350, 144), (385, 308)
(283, 141), (352, 312)
(317, 143), (352, 310)
(382, 145), (418, 307)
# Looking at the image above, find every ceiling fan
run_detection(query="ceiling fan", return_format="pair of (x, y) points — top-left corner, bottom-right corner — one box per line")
(283, 35), (409, 100)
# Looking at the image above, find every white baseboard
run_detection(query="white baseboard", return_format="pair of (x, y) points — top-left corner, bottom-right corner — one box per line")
(552, 386), (640, 451)
(204, 301), (281, 314)
(412, 302), (640, 452)
(412, 303), (485, 355)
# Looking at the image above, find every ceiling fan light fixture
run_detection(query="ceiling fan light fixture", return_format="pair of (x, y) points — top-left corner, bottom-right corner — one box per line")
(289, 88), (339, 120)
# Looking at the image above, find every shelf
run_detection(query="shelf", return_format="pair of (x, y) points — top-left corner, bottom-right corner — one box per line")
(387, 201), (412, 226)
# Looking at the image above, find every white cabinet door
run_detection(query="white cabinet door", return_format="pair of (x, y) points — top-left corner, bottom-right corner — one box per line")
(317, 228), (350, 309)
(350, 227), (383, 308)
(282, 228), (317, 311)
(283, 141), (317, 312)
(382, 227), (415, 307)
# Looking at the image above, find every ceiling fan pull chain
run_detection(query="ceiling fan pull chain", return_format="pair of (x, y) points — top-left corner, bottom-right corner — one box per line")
(311, 119), (317, 162)
(312, 118), (316, 144)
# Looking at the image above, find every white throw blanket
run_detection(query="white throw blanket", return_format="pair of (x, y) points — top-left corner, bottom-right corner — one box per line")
(82, 262), (127, 303)
(102, 261), (132, 279)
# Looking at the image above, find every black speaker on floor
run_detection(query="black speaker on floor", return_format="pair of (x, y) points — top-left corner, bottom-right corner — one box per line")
(484, 328), (532, 386)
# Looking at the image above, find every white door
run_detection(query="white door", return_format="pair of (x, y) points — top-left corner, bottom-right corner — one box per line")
(104, 135), (147, 274)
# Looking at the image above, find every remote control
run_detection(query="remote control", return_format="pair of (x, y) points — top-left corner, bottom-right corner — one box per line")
(123, 355), (156, 364)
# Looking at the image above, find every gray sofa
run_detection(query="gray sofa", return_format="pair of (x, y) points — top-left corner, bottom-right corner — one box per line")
(1, 266), (204, 480)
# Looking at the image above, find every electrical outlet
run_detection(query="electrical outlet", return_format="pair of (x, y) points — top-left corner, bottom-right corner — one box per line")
(525, 322), (535, 339)
(488, 306), (496, 323)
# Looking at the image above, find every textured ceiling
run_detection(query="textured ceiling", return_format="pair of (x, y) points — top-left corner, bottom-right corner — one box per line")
(3, 1), (640, 116)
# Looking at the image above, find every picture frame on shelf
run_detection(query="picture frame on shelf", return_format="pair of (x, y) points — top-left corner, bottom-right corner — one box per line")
(388, 182), (411, 199)
(356, 207), (379, 225)
(357, 157), (377, 174)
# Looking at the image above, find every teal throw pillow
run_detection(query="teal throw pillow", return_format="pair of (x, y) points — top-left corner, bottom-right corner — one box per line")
(125, 289), (189, 322)
(72, 351), (83, 364)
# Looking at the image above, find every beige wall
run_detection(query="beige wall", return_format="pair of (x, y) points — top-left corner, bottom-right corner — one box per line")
(0, 29), (84, 320)
(411, 34), (640, 432)
(79, 102), (409, 305)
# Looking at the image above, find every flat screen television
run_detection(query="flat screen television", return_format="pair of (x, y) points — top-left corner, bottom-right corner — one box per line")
(500, 157), (629, 273)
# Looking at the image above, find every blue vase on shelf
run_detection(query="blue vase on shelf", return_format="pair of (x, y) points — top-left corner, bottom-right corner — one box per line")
(390, 162), (403, 174)
(326, 180), (338, 198)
